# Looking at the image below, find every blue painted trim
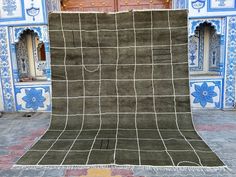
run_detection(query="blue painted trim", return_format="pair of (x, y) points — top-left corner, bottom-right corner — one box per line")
(0, 0), (25, 22)
(190, 78), (223, 81)
(190, 19), (222, 36)
(221, 17), (227, 109)
(15, 83), (51, 87)
(0, 27), (10, 111)
(0, 23), (47, 27)
(224, 16), (236, 108)
(0, 23), (48, 27)
(190, 15), (236, 18)
(189, 29), (204, 71)
(207, 0), (236, 12)
(42, 0), (48, 24)
(14, 26), (43, 43)
(7, 28), (17, 111)
(0, 73), (6, 110)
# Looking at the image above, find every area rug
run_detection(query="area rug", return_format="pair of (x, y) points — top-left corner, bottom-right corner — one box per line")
(16, 10), (224, 168)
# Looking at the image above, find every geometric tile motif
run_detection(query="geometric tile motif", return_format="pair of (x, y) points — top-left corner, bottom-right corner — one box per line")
(15, 85), (51, 111)
(225, 16), (236, 108)
(190, 80), (222, 109)
(0, 27), (15, 111)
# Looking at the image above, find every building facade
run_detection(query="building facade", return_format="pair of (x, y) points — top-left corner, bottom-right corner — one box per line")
(174, 0), (236, 109)
(0, 0), (235, 112)
(0, 0), (60, 112)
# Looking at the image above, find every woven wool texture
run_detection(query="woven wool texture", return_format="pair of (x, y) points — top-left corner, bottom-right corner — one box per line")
(17, 10), (224, 167)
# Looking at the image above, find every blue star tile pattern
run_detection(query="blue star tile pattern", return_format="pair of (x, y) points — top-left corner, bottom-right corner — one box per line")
(191, 82), (217, 108)
(22, 88), (46, 111)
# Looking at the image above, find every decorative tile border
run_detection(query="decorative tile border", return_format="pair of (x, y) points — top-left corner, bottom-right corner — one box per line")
(189, 28), (204, 71)
(189, 18), (222, 36)
(207, 0), (236, 12)
(0, 0), (25, 22)
(15, 85), (51, 112)
(11, 25), (51, 81)
(224, 16), (236, 108)
(14, 26), (43, 43)
(188, 18), (226, 73)
(190, 79), (222, 109)
(0, 27), (16, 111)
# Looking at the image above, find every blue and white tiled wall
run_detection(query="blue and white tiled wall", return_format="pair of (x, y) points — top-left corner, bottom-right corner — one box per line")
(190, 80), (222, 109)
(224, 16), (236, 109)
(0, 0), (60, 112)
(0, 0), (236, 111)
(15, 85), (51, 112)
(174, 0), (236, 109)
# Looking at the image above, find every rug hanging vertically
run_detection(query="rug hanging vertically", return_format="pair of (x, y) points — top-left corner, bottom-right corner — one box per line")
(17, 10), (224, 167)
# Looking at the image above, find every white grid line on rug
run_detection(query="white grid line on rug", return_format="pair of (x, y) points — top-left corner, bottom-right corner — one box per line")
(85, 13), (103, 165)
(51, 112), (192, 116)
(47, 11), (203, 167)
(51, 78), (190, 82)
(60, 13), (87, 165)
(150, 11), (175, 166)
(36, 13), (70, 165)
(52, 95), (190, 99)
(132, 11), (141, 165)
(50, 43), (188, 49)
(113, 12), (120, 164)
(167, 11), (203, 167)
(51, 62), (188, 67)
(49, 25), (188, 32)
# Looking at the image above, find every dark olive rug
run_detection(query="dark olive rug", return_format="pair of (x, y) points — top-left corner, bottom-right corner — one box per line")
(17, 10), (224, 168)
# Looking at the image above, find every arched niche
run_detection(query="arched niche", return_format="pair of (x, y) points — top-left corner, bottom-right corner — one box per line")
(189, 19), (223, 36)
(14, 26), (43, 43)
(15, 29), (47, 82)
(189, 22), (222, 74)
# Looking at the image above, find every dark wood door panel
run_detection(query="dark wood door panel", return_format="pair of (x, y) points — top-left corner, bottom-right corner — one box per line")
(62, 0), (115, 12)
(61, 0), (171, 11)
(118, 0), (171, 11)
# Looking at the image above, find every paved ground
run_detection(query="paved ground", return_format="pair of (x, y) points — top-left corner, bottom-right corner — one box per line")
(0, 110), (235, 177)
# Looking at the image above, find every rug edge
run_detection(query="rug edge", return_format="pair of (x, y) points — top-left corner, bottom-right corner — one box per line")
(13, 164), (230, 172)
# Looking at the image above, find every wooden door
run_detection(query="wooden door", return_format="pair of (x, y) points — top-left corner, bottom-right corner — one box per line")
(61, 0), (115, 12)
(118, 0), (171, 11)
(61, 0), (171, 11)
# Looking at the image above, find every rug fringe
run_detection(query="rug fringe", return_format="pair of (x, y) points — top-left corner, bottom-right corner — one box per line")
(13, 164), (230, 173)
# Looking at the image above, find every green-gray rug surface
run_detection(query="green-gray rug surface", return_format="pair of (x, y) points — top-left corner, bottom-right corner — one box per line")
(17, 10), (224, 167)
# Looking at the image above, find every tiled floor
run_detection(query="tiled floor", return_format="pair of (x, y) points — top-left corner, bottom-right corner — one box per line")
(0, 110), (235, 177)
